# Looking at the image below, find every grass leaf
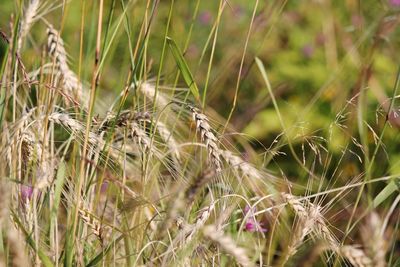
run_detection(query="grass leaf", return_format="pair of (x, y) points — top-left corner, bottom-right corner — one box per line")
(373, 179), (400, 208)
(166, 37), (200, 102)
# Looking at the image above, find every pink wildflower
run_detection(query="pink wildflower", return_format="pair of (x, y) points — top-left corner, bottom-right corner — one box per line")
(20, 184), (34, 202)
(243, 205), (267, 233)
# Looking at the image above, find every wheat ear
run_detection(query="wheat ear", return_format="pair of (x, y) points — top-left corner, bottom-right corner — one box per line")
(154, 120), (181, 161)
(185, 168), (215, 204)
(18, 0), (40, 52)
(203, 225), (254, 267)
(221, 150), (262, 179)
(189, 106), (222, 172)
(361, 212), (387, 267)
(281, 193), (338, 264)
(138, 81), (169, 108)
(340, 245), (373, 267)
(47, 25), (83, 97)
(78, 206), (103, 240)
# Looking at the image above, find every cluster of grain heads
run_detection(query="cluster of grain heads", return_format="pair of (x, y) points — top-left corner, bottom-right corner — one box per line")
(18, 0), (41, 52)
(47, 25), (84, 101)
(189, 105), (222, 172)
(280, 193), (339, 264)
(130, 121), (151, 150)
(182, 202), (215, 244)
(2, 1), (399, 265)
(48, 112), (106, 150)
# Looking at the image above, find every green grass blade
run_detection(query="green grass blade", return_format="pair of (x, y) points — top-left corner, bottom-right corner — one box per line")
(0, 30), (11, 128)
(373, 179), (400, 208)
(166, 37), (200, 102)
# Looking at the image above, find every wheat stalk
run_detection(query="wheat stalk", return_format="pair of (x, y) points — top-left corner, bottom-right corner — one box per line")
(184, 203), (215, 243)
(138, 81), (169, 108)
(360, 212), (387, 267)
(185, 168), (216, 204)
(5, 227), (31, 267)
(340, 245), (373, 267)
(0, 181), (10, 228)
(189, 106), (222, 172)
(154, 120), (181, 161)
(47, 25), (83, 98)
(130, 121), (151, 150)
(281, 193), (339, 263)
(18, 0), (40, 52)
(221, 150), (262, 179)
(203, 225), (254, 267)
(78, 206), (103, 240)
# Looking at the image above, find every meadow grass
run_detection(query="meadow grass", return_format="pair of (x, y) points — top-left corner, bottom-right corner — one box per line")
(0, 0), (399, 266)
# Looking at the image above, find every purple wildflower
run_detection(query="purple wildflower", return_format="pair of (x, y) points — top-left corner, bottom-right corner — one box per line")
(243, 205), (267, 233)
(20, 184), (34, 202)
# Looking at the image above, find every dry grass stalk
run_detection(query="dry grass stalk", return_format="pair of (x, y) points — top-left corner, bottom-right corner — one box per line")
(221, 150), (262, 179)
(0, 181), (10, 228)
(203, 225), (254, 267)
(361, 212), (387, 267)
(0, 181), (30, 266)
(130, 121), (151, 150)
(18, 0), (40, 52)
(48, 112), (102, 146)
(189, 106), (222, 172)
(154, 120), (181, 161)
(97, 110), (148, 132)
(32, 134), (54, 189)
(185, 168), (216, 204)
(184, 203), (215, 243)
(340, 245), (373, 267)
(138, 81), (169, 108)
(78, 206), (103, 240)
(281, 193), (338, 262)
(47, 25), (83, 97)
(5, 227), (31, 267)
